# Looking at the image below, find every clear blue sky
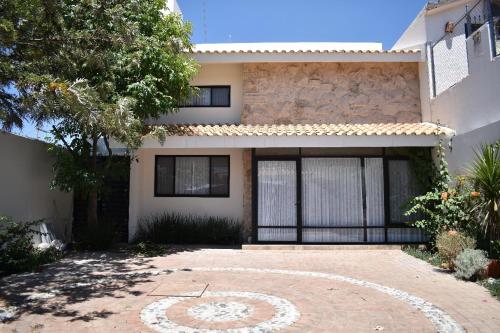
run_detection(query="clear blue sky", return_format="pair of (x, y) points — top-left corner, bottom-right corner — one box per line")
(177, 0), (427, 48)
(18, 0), (427, 139)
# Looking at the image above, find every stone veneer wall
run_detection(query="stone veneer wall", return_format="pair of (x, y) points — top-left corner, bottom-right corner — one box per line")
(242, 62), (421, 124)
(242, 149), (252, 241)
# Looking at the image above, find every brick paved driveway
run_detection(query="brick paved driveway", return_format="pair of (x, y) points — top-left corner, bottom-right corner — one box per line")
(1, 248), (499, 332)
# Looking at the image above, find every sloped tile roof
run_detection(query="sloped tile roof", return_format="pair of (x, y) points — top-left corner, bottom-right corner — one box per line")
(191, 43), (420, 55)
(148, 123), (454, 137)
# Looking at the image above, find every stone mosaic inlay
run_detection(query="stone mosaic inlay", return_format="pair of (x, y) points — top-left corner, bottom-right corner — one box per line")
(187, 301), (253, 322)
(141, 291), (299, 333)
(139, 267), (465, 333)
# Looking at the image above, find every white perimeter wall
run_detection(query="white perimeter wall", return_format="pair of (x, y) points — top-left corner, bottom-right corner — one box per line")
(0, 132), (73, 242)
(129, 148), (244, 241)
(431, 24), (500, 134)
(431, 24), (500, 174)
(152, 64), (243, 125)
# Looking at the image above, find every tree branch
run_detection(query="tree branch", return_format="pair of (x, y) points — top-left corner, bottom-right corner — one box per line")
(51, 125), (77, 158)
(103, 135), (113, 157)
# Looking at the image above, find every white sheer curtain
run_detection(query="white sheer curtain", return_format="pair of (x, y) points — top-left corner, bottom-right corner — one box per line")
(175, 157), (210, 195)
(365, 158), (385, 226)
(301, 158), (363, 242)
(365, 158), (386, 242)
(257, 160), (296, 241)
(302, 158), (363, 227)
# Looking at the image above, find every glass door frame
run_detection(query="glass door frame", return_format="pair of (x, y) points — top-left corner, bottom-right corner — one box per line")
(253, 156), (302, 243)
(251, 149), (427, 244)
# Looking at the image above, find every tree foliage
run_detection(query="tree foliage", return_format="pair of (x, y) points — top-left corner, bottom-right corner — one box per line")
(1, 0), (198, 226)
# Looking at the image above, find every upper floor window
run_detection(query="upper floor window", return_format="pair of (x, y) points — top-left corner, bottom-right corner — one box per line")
(180, 86), (230, 107)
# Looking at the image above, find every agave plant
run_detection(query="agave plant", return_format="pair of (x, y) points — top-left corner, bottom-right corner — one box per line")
(469, 142), (500, 242)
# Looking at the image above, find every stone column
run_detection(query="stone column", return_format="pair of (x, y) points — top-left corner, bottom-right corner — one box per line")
(242, 148), (253, 242)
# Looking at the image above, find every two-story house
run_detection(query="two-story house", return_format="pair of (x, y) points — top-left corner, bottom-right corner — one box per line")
(125, 0), (499, 245)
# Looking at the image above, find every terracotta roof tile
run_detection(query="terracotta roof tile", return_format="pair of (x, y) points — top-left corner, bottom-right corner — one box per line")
(148, 123), (454, 137)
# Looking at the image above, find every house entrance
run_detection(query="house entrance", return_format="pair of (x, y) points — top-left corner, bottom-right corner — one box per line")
(254, 153), (427, 244)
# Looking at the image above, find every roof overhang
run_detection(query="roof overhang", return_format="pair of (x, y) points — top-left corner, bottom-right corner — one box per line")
(137, 123), (454, 149)
(191, 50), (423, 64)
(190, 43), (423, 63)
(139, 134), (443, 149)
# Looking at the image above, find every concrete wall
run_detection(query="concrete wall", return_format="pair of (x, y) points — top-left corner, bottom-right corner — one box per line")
(431, 23), (500, 174)
(431, 23), (500, 134)
(128, 148), (244, 241)
(154, 64), (243, 125)
(241, 62), (421, 124)
(446, 120), (500, 175)
(0, 132), (73, 242)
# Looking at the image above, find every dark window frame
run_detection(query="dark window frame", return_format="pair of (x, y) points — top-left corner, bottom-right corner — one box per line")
(179, 85), (231, 108)
(251, 150), (428, 245)
(154, 155), (230, 198)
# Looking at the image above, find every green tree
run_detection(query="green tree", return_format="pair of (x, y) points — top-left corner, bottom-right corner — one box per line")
(1, 0), (198, 226)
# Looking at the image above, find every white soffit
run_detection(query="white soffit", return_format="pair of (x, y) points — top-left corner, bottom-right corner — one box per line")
(190, 42), (423, 63)
(140, 134), (442, 149)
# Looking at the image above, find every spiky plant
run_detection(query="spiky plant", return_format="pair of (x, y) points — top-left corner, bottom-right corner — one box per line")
(469, 142), (500, 243)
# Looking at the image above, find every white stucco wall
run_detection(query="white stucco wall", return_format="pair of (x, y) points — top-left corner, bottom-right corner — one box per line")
(152, 64), (243, 125)
(393, 0), (477, 50)
(446, 120), (500, 175)
(128, 148), (244, 241)
(431, 23), (500, 174)
(431, 23), (500, 134)
(0, 132), (73, 242)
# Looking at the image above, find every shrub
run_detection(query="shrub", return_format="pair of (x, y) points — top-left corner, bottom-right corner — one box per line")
(491, 240), (500, 259)
(405, 141), (478, 243)
(134, 213), (241, 245)
(436, 230), (476, 269)
(469, 142), (500, 252)
(454, 249), (489, 280)
(403, 246), (443, 267)
(484, 279), (500, 300)
(0, 216), (63, 274)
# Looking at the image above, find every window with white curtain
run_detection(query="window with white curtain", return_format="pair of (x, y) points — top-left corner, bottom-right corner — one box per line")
(180, 86), (230, 107)
(155, 156), (229, 197)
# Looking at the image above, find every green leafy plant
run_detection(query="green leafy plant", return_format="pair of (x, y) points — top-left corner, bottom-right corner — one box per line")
(403, 246), (443, 267)
(0, 216), (62, 274)
(454, 249), (489, 280)
(134, 213), (242, 245)
(405, 140), (478, 243)
(469, 142), (500, 248)
(481, 279), (500, 300)
(436, 230), (476, 270)
(491, 240), (500, 259)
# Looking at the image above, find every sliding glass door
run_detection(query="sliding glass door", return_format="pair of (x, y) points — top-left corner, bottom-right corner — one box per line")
(255, 156), (428, 244)
(257, 160), (297, 242)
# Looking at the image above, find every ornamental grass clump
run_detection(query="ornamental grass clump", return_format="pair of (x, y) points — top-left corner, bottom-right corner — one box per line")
(436, 230), (476, 270)
(134, 213), (242, 245)
(454, 249), (489, 281)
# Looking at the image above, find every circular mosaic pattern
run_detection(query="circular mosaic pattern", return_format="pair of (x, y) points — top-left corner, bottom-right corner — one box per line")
(187, 301), (253, 322)
(141, 291), (300, 333)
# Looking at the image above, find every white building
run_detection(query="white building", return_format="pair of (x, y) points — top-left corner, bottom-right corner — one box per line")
(126, 0), (499, 244)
